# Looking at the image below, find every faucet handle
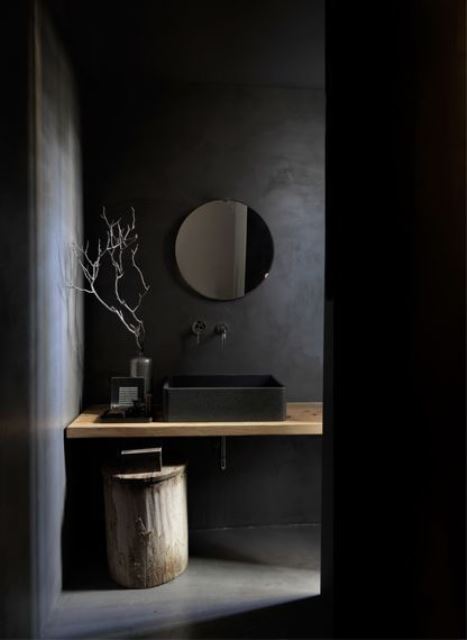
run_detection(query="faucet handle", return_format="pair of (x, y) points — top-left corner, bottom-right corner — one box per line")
(192, 320), (207, 345)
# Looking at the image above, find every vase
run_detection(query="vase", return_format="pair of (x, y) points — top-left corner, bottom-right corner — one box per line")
(130, 353), (152, 396)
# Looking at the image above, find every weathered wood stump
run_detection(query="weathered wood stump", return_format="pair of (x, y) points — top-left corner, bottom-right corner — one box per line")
(102, 455), (188, 588)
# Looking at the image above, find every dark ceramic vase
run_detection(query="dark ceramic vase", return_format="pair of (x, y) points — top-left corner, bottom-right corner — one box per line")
(130, 353), (152, 396)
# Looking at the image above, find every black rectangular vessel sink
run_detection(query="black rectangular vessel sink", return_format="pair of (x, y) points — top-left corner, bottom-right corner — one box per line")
(163, 375), (286, 422)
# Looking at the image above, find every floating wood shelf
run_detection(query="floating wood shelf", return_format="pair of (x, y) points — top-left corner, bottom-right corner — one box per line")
(66, 403), (323, 438)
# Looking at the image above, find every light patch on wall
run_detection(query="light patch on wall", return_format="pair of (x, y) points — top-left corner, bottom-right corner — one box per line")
(32, 6), (83, 633)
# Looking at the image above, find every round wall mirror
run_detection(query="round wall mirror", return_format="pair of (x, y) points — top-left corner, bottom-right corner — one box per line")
(175, 200), (274, 301)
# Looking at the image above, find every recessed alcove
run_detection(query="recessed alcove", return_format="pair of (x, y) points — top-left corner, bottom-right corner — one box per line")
(4, 2), (466, 638)
(33, 1), (326, 637)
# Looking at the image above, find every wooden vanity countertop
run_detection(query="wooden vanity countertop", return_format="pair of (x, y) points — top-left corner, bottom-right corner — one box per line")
(66, 402), (323, 438)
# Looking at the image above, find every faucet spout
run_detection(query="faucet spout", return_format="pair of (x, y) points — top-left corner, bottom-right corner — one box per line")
(215, 322), (228, 337)
(214, 323), (229, 350)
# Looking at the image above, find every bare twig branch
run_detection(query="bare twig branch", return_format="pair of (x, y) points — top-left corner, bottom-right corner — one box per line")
(68, 207), (149, 351)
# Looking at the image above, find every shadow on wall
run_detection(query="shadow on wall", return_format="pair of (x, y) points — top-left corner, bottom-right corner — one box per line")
(61, 439), (110, 591)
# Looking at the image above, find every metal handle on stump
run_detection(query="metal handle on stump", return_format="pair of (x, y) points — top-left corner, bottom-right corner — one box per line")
(120, 447), (162, 472)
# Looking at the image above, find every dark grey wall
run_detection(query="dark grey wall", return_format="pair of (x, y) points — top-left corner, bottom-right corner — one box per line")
(0, 5), (83, 634)
(32, 3), (83, 634)
(78, 83), (324, 530)
(47, 0), (325, 91)
(84, 84), (324, 404)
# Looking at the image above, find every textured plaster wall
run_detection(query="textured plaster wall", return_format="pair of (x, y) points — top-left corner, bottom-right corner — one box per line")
(32, 5), (83, 631)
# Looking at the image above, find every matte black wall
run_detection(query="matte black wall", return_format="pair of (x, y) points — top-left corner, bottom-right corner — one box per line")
(84, 84), (324, 405)
(77, 83), (324, 530)
(46, 0), (325, 91)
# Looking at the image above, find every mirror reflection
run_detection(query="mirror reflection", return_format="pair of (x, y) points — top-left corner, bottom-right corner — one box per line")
(175, 200), (274, 301)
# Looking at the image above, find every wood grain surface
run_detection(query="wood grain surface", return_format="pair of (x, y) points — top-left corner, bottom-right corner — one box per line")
(103, 465), (188, 588)
(66, 403), (323, 438)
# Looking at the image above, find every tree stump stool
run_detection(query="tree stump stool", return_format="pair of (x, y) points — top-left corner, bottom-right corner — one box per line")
(102, 449), (188, 588)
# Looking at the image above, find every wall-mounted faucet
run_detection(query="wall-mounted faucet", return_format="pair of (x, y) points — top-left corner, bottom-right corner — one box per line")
(215, 322), (229, 350)
(191, 320), (207, 345)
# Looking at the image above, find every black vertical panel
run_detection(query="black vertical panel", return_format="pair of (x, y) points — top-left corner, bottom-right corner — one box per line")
(410, 1), (466, 635)
(0, 1), (34, 638)
(327, 1), (415, 634)
(327, 1), (465, 637)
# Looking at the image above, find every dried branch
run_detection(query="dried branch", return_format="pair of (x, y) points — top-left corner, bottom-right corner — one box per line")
(68, 207), (150, 352)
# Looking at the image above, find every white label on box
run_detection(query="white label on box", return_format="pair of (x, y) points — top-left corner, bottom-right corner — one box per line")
(118, 386), (139, 406)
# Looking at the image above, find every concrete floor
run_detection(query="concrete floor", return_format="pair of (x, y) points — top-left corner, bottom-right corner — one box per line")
(48, 524), (322, 639)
